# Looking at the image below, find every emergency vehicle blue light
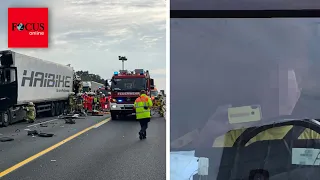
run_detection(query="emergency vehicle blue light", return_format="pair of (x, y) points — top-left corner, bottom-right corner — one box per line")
(118, 99), (122, 102)
(114, 71), (118, 75)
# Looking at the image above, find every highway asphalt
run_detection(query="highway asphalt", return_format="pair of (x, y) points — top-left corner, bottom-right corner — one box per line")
(0, 114), (166, 180)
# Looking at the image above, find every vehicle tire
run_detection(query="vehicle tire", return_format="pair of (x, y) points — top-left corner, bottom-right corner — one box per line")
(1, 110), (11, 127)
(55, 102), (60, 116)
(35, 105), (40, 117)
(111, 111), (117, 120)
(51, 102), (56, 117)
(59, 102), (64, 115)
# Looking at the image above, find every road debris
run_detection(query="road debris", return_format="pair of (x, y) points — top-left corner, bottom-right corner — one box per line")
(65, 119), (76, 124)
(59, 114), (83, 119)
(91, 110), (104, 116)
(27, 130), (39, 136)
(0, 137), (14, 142)
(27, 130), (54, 137)
(40, 123), (48, 127)
(38, 133), (54, 137)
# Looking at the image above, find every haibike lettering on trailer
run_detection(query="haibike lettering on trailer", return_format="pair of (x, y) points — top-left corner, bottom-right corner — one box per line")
(21, 70), (71, 92)
(11, 23), (45, 36)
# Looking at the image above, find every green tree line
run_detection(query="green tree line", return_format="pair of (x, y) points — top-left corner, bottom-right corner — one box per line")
(76, 70), (107, 85)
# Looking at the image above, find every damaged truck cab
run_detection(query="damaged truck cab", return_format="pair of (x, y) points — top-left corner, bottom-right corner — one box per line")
(0, 50), (75, 127)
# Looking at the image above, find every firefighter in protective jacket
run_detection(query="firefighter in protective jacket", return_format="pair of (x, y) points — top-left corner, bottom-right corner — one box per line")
(68, 92), (76, 113)
(134, 90), (153, 139)
(24, 102), (36, 123)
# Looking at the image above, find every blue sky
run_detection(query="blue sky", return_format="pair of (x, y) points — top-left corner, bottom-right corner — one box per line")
(0, 0), (166, 90)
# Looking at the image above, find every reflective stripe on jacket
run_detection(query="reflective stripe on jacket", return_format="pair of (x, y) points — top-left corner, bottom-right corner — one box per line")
(134, 94), (153, 119)
(69, 96), (74, 105)
(213, 125), (320, 147)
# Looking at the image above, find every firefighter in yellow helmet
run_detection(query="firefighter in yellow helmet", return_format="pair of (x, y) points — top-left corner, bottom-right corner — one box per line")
(23, 102), (36, 123)
(134, 90), (153, 139)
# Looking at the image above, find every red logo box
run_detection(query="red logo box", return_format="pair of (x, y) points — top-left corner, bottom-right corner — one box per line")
(8, 7), (49, 48)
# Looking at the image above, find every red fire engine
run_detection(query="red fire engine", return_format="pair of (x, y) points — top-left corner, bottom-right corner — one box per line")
(109, 69), (155, 120)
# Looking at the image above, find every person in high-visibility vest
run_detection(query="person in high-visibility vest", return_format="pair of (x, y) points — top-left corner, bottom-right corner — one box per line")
(134, 90), (153, 140)
(93, 94), (99, 111)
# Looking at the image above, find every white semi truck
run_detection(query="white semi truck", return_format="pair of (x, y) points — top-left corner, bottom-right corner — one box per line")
(0, 50), (74, 127)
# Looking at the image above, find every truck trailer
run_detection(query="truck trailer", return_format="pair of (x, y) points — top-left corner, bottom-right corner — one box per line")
(0, 50), (74, 127)
(82, 81), (104, 93)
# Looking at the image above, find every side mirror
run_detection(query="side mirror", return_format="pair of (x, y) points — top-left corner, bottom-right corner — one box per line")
(150, 79), (155, 89)
(105, 80), (109, 87)
(0, 52), (14, 66)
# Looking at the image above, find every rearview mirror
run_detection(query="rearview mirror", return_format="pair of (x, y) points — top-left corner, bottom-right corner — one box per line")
(105, 80), (109, 87)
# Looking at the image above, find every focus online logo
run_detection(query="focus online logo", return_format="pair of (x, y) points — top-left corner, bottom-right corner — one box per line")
(11, 22), (45, 36)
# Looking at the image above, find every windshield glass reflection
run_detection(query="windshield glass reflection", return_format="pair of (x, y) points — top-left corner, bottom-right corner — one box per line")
(170, 18), (320, 180)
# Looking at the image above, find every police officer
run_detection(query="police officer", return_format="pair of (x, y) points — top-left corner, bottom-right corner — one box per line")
(134, 90), (153, 139)
(23, 102), (36, 123)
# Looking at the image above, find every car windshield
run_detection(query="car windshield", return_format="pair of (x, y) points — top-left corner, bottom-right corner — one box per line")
(111, 78), (146, 91)
(0, 68), (14, 85)
(170, 18), (320, 180)
(82, 86), (90, 92)
(99, 88), (108, 95)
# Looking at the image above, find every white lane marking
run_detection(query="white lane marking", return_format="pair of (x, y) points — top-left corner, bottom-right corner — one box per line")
(93, 120), (108, 128)
(27, 118), (59, 127)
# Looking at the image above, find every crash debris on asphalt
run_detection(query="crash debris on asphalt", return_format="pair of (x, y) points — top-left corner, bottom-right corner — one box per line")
(27, 130), (54, 137)
(0, 137), (14, 142)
